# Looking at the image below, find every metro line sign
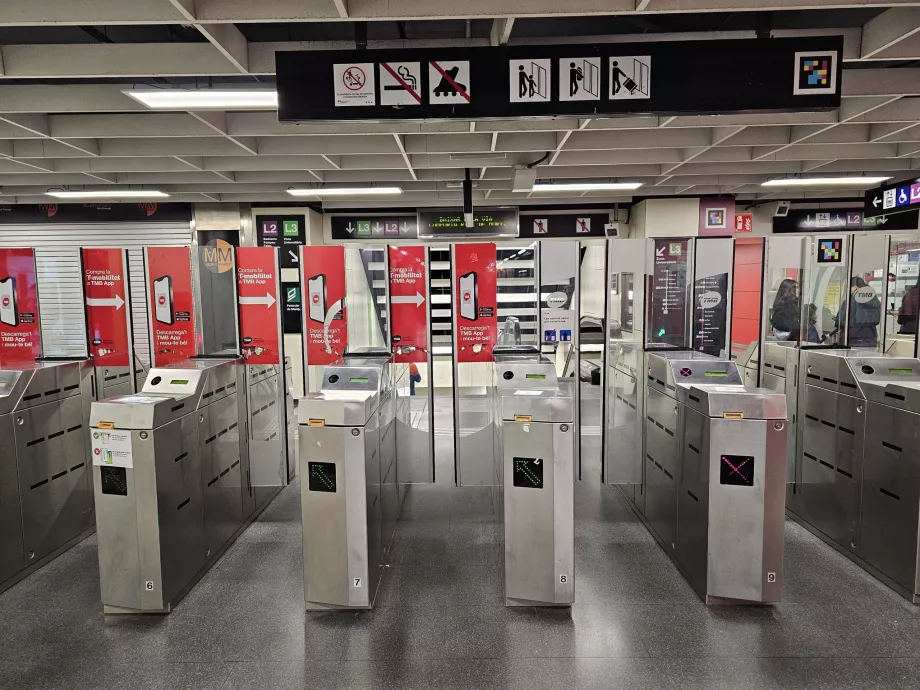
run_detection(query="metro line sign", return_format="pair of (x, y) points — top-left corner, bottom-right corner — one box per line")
(864, 177), (920, 220)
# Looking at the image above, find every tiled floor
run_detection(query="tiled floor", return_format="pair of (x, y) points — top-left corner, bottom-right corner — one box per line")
(3, 388), (920, 688)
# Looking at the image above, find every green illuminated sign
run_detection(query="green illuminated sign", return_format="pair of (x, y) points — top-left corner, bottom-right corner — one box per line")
(705, 371), (728, 377)
(170, 379), (190, 385)
(525, 374), (546, 380)
(889, 369), (914, 375)
(350, 377), (369, 383)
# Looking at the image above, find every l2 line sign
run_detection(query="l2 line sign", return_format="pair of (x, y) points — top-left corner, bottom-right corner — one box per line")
(277, 38), (842, 122)
(864, 177), (920, 220)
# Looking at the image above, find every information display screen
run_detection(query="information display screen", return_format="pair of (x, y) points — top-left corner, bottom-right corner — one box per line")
(512, 457), (544, 489)
(350, 377), (369, 383)
(170, 379), (190, 385)
(705, 371), (728, 377)
(889, 369), (915, 375)
(308, 462), (337, 492)
(526, 374), (546, 380)
(720, 454), (755, 486)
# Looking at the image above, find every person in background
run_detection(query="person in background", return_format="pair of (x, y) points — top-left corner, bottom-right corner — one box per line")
(898, 281), (920, 335)
(805, 303), (822, 343)
(770, 278), (800, 341)
(840, 277), (882, 348)
(409, 361), (421, 396)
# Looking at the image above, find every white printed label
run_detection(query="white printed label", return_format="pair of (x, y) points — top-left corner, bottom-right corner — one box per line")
(559, 574), (568, 584)
(354, 578), (362, 588)
(145, 581), (155, 591)
(767, 572), (776, 583)
(91, 429), (133, 469)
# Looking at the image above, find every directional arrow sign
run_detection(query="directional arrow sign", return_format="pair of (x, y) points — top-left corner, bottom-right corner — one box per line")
(239, 292), (277, 308)
(289, 250), (298, 263)
(656, 246), (666, 257)
(346, 222), (356, 234)
(391, 291), (425, 307)
(400, 222), (411, 234)
(865, 177), (920, 219)
(86, 294), (125, 310)
(872, 197), (881, 208)
(373, 222), (383, 235)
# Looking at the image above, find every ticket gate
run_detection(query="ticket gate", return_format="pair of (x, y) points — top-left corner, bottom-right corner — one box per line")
(644, 352), (787, 604)
(792, 350), (920, 602)
(0, 359), (94, 592)
(298, 352), (397, 610)
(493, 351), (575, 607)
(90, 358), (253, 614)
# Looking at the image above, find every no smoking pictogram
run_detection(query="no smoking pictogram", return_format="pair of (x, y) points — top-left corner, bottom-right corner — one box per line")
(342, 66), (366, 91)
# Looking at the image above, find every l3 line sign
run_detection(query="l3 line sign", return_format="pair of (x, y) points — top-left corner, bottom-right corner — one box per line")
(277, 38), (842, 122)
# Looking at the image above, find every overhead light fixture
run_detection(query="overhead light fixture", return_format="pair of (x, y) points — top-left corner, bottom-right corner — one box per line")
(532, 182), (643, 192)
(46, 190), (170, 199)
(124, 89), (278, 110)
(286, 187), (403, 197)
(761, 176), (891, 187)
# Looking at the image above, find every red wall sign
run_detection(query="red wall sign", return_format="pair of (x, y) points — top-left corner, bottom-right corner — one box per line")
(388, 246), (427, 364)
(0, 248), (40, 364)
(735, 213), (754, 233)
(454, 243), (497, 363)
(82, 248), (131, 368)
(237, 247), (282, 365)
(302, 245), (347, 365)
(145, 247), (195, 367)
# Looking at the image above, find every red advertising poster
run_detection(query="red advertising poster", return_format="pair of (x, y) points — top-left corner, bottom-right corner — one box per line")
(82, 248), (131, 367)
(145, 247), (195, 367)
(454, 243), (497, 363)
(301, 245), (346, 365)
(388, 246), (428, 364)
(237, 247), (281, 365)
(0, 248), (40, 364)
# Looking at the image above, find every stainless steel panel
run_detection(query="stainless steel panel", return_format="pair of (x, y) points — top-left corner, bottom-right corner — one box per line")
(798, 386), (864, 551)
(0, 414), (24, 585)
(201, 394), (243, 560)
(676, 407), (709, 596)
(644, 386), (678, 550)
(606, 367), (641, 484)
(860, 403), (920, 593)
(16, 394), (92, 562)
(380, 381), (398, 555)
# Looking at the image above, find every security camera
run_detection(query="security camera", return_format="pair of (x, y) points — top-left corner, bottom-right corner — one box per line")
(773, 201), (791, 218)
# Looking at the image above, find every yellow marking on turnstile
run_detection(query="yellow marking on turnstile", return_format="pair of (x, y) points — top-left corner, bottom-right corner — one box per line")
(307, 419), (325, 427)
(514, 415), (533, 422)
(722, 412), (744, 420)
(98, 422), (115, 429)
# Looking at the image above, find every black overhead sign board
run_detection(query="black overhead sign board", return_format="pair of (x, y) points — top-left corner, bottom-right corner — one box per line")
(277, 38), (842, 122)
(255, 214), (306, 269)
(330, 215), (417, 240)
(417, 208), (519, 239)
(519, 213), (609, 238)
(0, 202), (191, 224)
(774, 207), (919, 233)
(864, 177), (920, 220)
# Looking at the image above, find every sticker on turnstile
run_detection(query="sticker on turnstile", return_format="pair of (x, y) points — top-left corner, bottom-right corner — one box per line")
(513, 457), (544, 489)
(719, 454), (754, 487)
(91, 429), (133, 469)
(767, 572), (776, 583)
(308, 462), (336, 492)
(145, 581), (155, 592)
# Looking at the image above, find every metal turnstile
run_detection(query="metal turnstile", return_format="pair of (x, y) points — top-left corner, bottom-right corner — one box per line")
(246, 362), (288, 510)
(90, 358), (253, 614)
(792, 350), (920, 602)
(494, 352), (575, 607)
(298, 353), (397, 610)
(0, 359), (94, 592)
(644, 351), (788, 604)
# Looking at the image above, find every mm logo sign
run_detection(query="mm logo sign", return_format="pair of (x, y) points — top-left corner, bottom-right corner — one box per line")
(202, 239), (234, 274)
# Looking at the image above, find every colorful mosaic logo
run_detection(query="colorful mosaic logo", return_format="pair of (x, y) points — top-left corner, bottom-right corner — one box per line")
(793, 51), (837, 96)
(817, 238), (843, 264)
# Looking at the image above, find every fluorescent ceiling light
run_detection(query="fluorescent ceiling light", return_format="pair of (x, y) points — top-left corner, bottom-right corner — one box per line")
(287, 187), (403, 197)
(761, 177), (891, 187)
(532, 182), (643, 192)
(124, 90), (278, 110)
(47, 190), (170, 199)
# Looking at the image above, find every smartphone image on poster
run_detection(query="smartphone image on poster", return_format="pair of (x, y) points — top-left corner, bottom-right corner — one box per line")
(153, 275), (174, 325)
(0, 277), (17, 327)
(308, 274), (327, 324)
(459, 272), (478, 321)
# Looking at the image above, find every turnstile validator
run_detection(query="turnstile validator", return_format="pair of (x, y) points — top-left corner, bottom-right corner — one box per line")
(644, 352), (787, 604)
(298, 353), (397, 610)
(494, 352), (575, 607)
(90, 358), (252, 614)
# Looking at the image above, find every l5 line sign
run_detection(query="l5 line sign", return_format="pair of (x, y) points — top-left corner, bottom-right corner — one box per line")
(864, 177), (920, 220)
